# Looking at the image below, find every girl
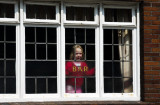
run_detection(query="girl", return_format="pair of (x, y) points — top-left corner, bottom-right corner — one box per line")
(65, 45), (95, 93)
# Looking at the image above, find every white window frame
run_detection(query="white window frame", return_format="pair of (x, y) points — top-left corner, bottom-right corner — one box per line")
(0, 0), (140, 102)
(63, 3), (99, 25)
(23, 2), (60, 24)
(0, 1), (19, 22)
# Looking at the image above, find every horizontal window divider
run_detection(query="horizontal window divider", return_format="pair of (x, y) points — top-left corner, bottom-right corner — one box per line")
(64, 23), (99, 27)
(66, 76), (95, 78)
(104, 77), (131, 78)
(0, 41), (16, 43)
(0, 59), (16, 60)
(103, 44), (132, 46)
(103, 60), (132, 62)
(26, 76), (57, 78)
(25, 60), (57, 61)
(0, 76), (16, 78)
(103, 25), (136, 29)
(65, 60), (95, 62)
(25, 43), (57, 44)
(65, 43), (95, 45)
(23, 22), (60, 26)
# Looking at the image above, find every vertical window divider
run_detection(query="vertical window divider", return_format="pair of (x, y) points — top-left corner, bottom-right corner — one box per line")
(99, 3), (103, 97)
(20, 0), (25, 99)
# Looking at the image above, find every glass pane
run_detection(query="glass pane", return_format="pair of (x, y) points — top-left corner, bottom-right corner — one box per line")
(0, 26), (4, 41)
(104, 78), (113, 93)
(66, 7), (94, 21)
(47, 28), (56, 43)
(26, 4), (56, 20)
(103, 29), (132, 93)
(0, 3), (14, 18)
(25, 27), (35, 42)
(0, 43), (4, 58)
(86, 45), (95, 60)
(0, 61), (4, 76)
(86, 29), (95, 43)
(26, 78), (35, 93)
(124, 78), (133, 93)
(103, 62), (112, 77)
(65, 28), (95, 93)
(65, 28), (74, 43)
(25, 44), (35, 59)
(0, 78), (4, 93)
(48, 78), (57, 93)
(25, 27), (57, 94)
(6, 26), (16, 41)
(37, 44), (46, 59)
(6, 43), (16, 59)
(6, 60), (15, 76)
(76, 29), (85, 43)
(36, 27), (46, 43)
(105, 8), (132, 22)
(47, 44), (57, 59)
(26, 61), (57, 76)
(104, 45), (112, 60)
(6, 78), (16, 93)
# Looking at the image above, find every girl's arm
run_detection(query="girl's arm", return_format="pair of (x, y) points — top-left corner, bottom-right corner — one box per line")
(83, 62), (95, 76)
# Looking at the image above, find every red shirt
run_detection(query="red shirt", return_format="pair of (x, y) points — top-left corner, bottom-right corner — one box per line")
(66, 61), (95, 87)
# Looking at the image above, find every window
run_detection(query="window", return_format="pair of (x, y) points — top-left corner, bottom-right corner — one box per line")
(0, 0), (140, 102)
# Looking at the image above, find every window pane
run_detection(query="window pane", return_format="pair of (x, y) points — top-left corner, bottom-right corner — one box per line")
(25, 27), (57, 94)
(66, 7), (94, 21)
(6, 43), (16, 59)
(26, 4), (56, 20)
(6, 60), (15, 76)
(6, 78), (16, 93)
(0, 26), (4, 41)
(65, 28), (95, 93)
(6, 26), (16, 41)
(0, 3), (14, 18)
(25, 27), (35, 42)
(37, 44), (46, 59)
(0, 61), (4, 76)
(86, 29), (95, 43)
(103, 29), (132, 93)
(0, 43), (4, 58)
(105, 8), (132, 22)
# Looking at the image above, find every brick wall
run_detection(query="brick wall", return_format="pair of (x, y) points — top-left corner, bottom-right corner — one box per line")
(143, 0), (160, 104)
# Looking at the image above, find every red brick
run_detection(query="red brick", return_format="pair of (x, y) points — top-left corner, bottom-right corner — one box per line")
(152, 66), (160, 70)
(144, 39), (152, 43)
(144, 62), (159, 66)
(144, 98), (160, 102)
(144, 71), (160, 75)
(144, 30), (152, 34)
(144, 44), (159, 47)
(144, 7), (160, 11)
(144, 53), (159, 56)
(144, 79), (160, 84)
(144, 48), (151, 52)
(145, 89), (160, 93)
(144, 0), (160, 2)
(144, 34), (159, 38)
(152, 21), (160, 25)
(144, 16), (158, 20)
(144, 57), (152, 61)
(144, 25), (159, 29)
(144, 3), (151, 6)
(152, 30), (160, 34)
(144, 84), (160, 88)
(144, 75), (153, 79)
(152, 12), (160, 16)
(152, 48), (160, 52)
(152, 39), (160, 43)
(152, 57), (160, 61)
(152, 3), (160, 7)
(145, 94), (160, 98)
(153, 76), (160, 79)
(144, 66), (152, 70)
(144, 21), (152, 25)
(144, 11), (151, 16)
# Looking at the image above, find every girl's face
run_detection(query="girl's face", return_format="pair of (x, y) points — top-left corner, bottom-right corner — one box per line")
(75, 48), (82, 60)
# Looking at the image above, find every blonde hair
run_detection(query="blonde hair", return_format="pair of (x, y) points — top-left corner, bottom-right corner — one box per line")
(70, 45), (84, 60)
